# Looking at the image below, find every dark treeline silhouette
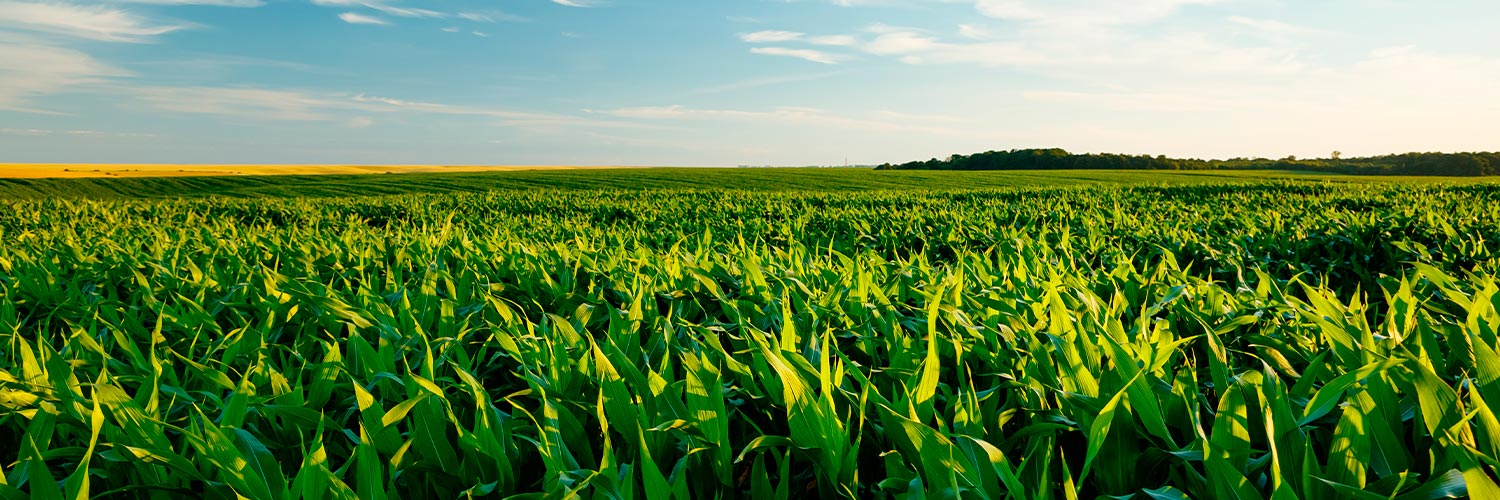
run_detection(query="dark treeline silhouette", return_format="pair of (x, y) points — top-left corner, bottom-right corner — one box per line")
(875, 149), (1500, 176)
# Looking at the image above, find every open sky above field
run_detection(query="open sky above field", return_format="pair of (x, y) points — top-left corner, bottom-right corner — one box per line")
(2, 0), (1498, 166)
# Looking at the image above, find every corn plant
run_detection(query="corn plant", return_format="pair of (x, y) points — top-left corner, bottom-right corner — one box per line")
(2, 182), (1499, 498)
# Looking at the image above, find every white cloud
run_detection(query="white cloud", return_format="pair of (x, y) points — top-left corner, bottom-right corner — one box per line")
(319, 2), (528, 22)
(6, 129), (157, 137)
(1130, 32), (1306, 76)
(550, 0), (598, 6)
(826, 0), (901, 5)
(314, 0), (445, 19)
(739, 31), (858, 59)
(350, 94), (545, 119)
(0, 128), (52, 135)
(367, 3), (441, 17)
(687, 71), (846, 95)
(116, 0), (263, 7)
(740, 30), (804, 43)
(750, 47), (844, 64)
(1018, 45), (1500, 157)
(0, 128), (151, 137)
(973, 0), (1224, 26)
(808, 35), (858, 46)
(0, 36), (126, 112)
(862, 28), (1042, 65)
(712, 2), (1500, 160)
(957, 24), (991, 40)
(0, 1), (184, 42)
(1227, 16), (1333, 38)
(780, 1), (1313, 78)
(862, 29), (941, 55)
(831, 15), (1308, 77)
(461, 11), (530, 22)
(132, 87), (341, 120)
(346, 116), (374, 128)
(338, 12), (387, 25)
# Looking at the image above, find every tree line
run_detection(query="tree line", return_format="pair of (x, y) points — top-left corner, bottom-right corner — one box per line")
(875, 149), (1500, 176)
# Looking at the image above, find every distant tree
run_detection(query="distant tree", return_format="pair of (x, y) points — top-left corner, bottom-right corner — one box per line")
(878, 149), (1499, 176)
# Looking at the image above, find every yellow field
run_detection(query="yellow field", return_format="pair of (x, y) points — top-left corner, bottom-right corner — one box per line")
(0, 164), (632, 179)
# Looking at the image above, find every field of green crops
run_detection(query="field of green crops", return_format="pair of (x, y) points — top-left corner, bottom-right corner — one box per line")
(4, 175), (1500, 498)
(0, 167), (1453, 199)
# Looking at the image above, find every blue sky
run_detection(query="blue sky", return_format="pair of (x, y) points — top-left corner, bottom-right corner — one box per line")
(1, 0), (1497, 166)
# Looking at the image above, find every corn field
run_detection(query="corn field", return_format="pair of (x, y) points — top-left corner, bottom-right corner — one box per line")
(3, 182), (1500, 498)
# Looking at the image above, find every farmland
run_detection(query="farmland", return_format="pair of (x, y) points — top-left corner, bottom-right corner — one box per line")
(3, 170), (1500, 498)
(0, 167), (1467, 200)
(0, 164), (636, 180)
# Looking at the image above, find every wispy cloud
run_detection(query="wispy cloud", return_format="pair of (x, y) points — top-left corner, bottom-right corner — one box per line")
(808, 35), (858, 46)
(957, 24), (991, 40)
(314, 0), (530, 25)
(826, 0), (902, 6)
(0, 35), (127, 112)
(550, 0), (600, 7)
(0, 0), (184, 42)
(742, 15), (1308, 77)
(350, 94), (557, 120)
(132, 86), (342, 120)
(740, 31), (856, 46)
(750, 47), (845, 64)
(117, 85), (655, 131)
(1227, 16), (1334, 38)
(366, 4), (441, 17)
(314, 0), (447, 20)
(457, 11), (530, 23)
(973, 0), (1224, 26)
(862, 27), (1042, 65)
(0, 128), (155, 137)
(0, 128), (52, 136)
(337, 12), (387, 25)
(687, 71), (846, 95)
(757, 1), (1318, 80)
(739, 30), (860, 63)
(740, 30), (804, 43)
(116, 0), (263, 7)
(861, 28), (940, 55)
(593, 105), (980, 137)
(1018, 44), (1500, 156)
(352, 94), (666, 129)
